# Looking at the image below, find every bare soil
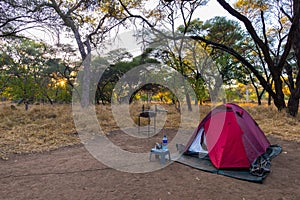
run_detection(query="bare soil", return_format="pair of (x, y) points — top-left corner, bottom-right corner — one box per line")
(1, 130), (299, 200)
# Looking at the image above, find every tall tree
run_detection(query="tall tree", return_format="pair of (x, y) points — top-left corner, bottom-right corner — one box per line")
(184, 0), (299, 115)
(0, 38), (72, 109)
(216, 0), (299, 115)
(185, 17), (270, 104)
(38, 0), (108, 107)
(95, 49), (161, 104)
(0, 0), (140, 107)
(119, 0), (208, 111)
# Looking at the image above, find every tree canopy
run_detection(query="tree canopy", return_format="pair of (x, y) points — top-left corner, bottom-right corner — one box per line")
(0, 0), (299, 116)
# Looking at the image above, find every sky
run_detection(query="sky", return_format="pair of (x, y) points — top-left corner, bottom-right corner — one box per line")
(197, 0), (233, 21)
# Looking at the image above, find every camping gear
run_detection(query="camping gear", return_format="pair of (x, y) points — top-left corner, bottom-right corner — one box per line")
(177, 103), (281, 182)
(138, 105), (157, 136)
(149, 148), (171, 164)
(162, 134), (168, 150)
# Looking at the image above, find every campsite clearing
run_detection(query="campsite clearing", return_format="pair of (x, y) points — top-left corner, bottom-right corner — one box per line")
(0, 132), (299, 199)
(1, 102), (300, 160)
(1, 103), (300, 199)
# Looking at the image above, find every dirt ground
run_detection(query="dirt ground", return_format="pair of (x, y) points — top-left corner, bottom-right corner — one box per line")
(1, 129), (300, 200)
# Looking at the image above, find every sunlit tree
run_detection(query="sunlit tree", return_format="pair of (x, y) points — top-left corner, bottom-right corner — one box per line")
(0, 38), (76, 109)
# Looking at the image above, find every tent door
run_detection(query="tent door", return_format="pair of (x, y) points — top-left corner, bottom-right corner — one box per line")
(189, 127), (208, 154)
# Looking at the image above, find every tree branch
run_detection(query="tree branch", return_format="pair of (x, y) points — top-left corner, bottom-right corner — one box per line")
(280, 7), (292, 22)
(277, 1), (300, 72)
(216, 0), (276, 75)
(190, 35), (276, 97)
(260, 10), (268, 45)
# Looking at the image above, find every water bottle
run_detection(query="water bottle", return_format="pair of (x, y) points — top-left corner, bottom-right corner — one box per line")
(162, 134), (168, 150)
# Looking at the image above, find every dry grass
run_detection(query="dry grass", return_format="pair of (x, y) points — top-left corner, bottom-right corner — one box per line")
(239, 103), (300, 141)
(0, 103), (79, 160)
(1, 101), (300, 160)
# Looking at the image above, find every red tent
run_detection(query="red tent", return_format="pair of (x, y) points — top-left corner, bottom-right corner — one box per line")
(184, 103), (270, 169)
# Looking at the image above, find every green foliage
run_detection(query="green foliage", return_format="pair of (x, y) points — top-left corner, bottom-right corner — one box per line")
(187, 17), (248, 84)
(95, 49), (160, 104)
(0, 38), (76, 105)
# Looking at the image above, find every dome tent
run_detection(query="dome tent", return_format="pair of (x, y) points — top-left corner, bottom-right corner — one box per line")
(178, 103), (281, 182)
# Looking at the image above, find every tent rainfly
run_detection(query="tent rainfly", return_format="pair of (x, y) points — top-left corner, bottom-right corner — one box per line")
(184, 103), (273, 169)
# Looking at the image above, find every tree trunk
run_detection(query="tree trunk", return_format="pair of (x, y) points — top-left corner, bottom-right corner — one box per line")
(287, 72), (300, 116)
(249, 73), (263, 105)
(81, 61), (91, 107)
(185, 92), (192, 111)
(272, 93), (286, 111)
(50, 0), (90, 107)
(268, 92), (272, 106)
(287, 94), (299, 117)
(81, 40), (92, 108)
(288, 0), (300, 116)
(25, 100), (29, 111)
(194, 98), (198, 106)
(272, 74), (286, 110)
(252, 82), (261, 105)
(256, 88), (266, 106)
(181, 75), (193, 111)
(257, 96), (262, 105)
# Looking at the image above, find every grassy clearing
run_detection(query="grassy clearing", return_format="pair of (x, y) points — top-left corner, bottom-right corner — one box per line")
(0, 103), (78, 160)
(0, 102), (300, 160)
(241, 103), (300, 141)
